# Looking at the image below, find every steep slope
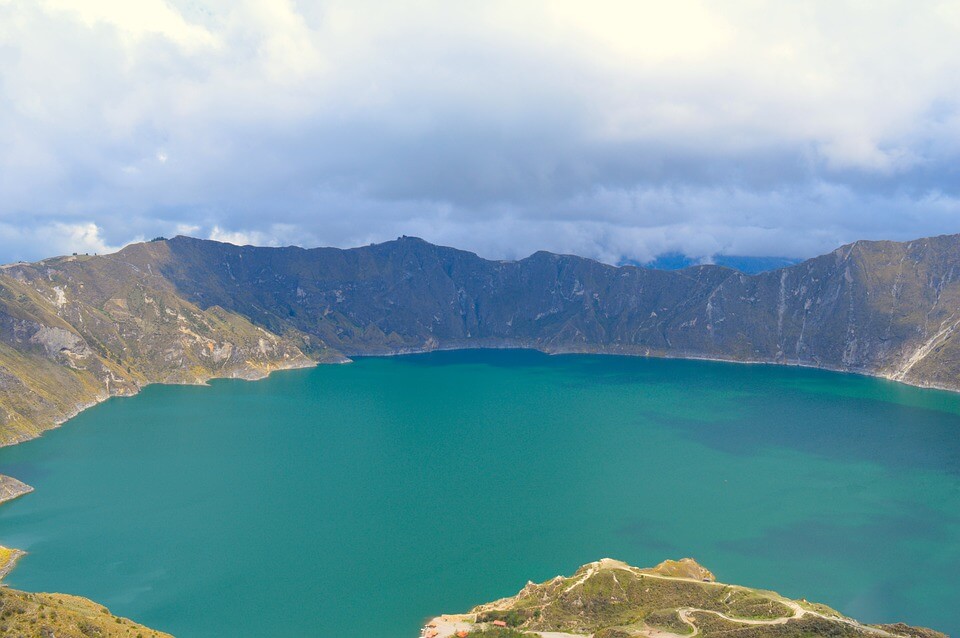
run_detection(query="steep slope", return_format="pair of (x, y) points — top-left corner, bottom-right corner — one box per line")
(423, 558), (946, 638)
(144, 233), (960, 388)
(0, 474), (32, 505)
(0, 586), (171, 637)
(0, 249), (316, 445)
(2, 233), (960, 446)
(125, 236), (730, 357)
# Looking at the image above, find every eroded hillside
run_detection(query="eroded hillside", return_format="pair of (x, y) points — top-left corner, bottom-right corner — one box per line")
(3, 234), (960, 447)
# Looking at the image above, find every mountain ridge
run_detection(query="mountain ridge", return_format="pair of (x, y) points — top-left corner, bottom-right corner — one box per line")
(1, 235), (959, 637)
(1, 232), (960, 448)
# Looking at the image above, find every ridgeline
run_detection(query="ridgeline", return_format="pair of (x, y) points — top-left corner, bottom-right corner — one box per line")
(4, 233), (960, 447)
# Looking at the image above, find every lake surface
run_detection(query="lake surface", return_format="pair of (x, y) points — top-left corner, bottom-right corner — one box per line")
(1, 350), (958, 637)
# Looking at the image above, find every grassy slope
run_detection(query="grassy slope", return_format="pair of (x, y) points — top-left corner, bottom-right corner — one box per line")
(0, 247), (316, 446)
(0, 588), (171, 638)
(440, 558), (946, 638)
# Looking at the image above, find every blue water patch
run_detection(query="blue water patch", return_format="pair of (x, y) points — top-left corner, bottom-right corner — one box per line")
(1, 350), (957, 636)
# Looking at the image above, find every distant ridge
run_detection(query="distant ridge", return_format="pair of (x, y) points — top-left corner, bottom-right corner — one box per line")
(2, 232), (960, 445)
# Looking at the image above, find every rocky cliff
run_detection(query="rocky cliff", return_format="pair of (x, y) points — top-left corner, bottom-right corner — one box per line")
(2, 233), (960, 445)
(0, 474), (32, 505)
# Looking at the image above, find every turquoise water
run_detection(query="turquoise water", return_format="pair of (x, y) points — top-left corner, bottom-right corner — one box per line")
(1, 350), (958, 636)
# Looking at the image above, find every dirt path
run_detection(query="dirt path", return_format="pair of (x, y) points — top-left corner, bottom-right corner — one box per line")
(668, 604), (901, 638)
(422, 562), (905, 638)
(611, 564), (903, 638)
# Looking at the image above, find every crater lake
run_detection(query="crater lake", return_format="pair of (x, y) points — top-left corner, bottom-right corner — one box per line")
(1, 350), (958, 636)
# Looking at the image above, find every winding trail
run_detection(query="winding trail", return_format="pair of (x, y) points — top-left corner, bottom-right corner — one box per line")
(424, 560), (907, 638)
(624, 564), (902, 638)
(673, 605), (899, 638)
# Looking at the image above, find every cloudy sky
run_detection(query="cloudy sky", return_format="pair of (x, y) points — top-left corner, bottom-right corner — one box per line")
(1, 0), (959, 263)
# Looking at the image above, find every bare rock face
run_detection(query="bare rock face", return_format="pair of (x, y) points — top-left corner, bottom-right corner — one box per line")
(28, 324), (92, 364)
(3, 233), (960, 445)
(0, 248), (318, 446)
(0, 474), (32, 505)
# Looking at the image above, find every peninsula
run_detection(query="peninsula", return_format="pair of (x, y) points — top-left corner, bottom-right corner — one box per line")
(424, 558), (946, 638)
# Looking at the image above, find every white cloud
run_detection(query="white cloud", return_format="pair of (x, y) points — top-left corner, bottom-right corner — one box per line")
(175, 223), (201, 235)
(0, 1), (959, 263)
(0, 221), (126, 261)
(209, 226), (264, 247)
(37, 0), (218, 51)
(208, 224), (302, 247)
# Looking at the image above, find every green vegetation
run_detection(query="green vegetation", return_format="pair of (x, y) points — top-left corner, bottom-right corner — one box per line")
(644, 609), (693, 634)
(427, 558), (946, 638)
(0, 588), (170, 637)
(3, 543), (163, 636)
(0, 545), (23, 580)
(687, 611), (867, 637)
(0, 242), (317, 447)
(465, 628), (529, 638)
(476, 608), (539, 626)
(725, 591), (794, 619)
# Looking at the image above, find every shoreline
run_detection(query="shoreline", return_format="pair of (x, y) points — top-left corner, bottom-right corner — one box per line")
(0, 358), (317, 582)
(2, 342), (957, 581)
(0, 546), (25, 581)
(346, 341), (960, 394)
(2, 342), (955, 471)
(0, 475), (36, 583)
(4, 340), (958, 453)
(0, 348), (954, 634)
(0, 357), (321, 449)
(0, 474), (33, 506)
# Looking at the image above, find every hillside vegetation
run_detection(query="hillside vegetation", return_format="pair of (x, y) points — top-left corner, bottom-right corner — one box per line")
(0, 587), (171, 638)
(423, 558), (946, 638)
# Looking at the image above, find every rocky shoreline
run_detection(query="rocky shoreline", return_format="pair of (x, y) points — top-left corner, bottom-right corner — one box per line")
(0, 546), (24, 580)
(0, 475), (33, 581)
(0, 473), (171, 636)
(0, 473), (32, 505)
